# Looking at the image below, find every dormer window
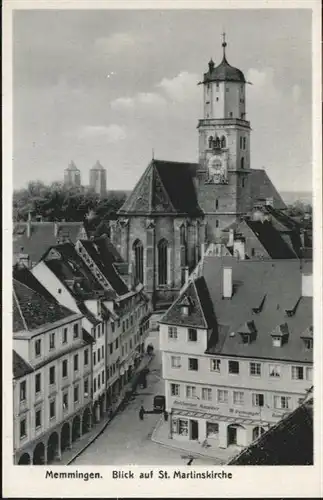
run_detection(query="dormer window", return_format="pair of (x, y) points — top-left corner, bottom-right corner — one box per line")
(179, 295), (193, 317)
(270, 323), (289, 347)
(304, 338), (313, 350)
(301, 326), (313, 350)
(238, 320), (257, 344)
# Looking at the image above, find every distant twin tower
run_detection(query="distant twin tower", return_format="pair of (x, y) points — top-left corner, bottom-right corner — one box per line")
(64, 160), (107, 196)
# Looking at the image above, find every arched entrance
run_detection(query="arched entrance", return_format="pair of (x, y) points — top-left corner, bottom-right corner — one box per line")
(47, 432), (59, 463)
(33, 442), (45, 465)
(61, 422), (70, 452)
(82, 408), (91, 434)
(227, 424), (246, 447)
(72, 415), (81, 442)
(253, 426), (266, 441)
(18, 452), (31, 465)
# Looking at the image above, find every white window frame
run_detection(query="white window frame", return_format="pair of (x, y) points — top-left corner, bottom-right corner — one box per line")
(171, 356), (181, 368)
(233, 391), (244, 406)
(274, 395), (291, 410)
(250, 362), (261, 377)
(305, 366), (313, 381)
(252, 393), (264, 407)
(217, 389), (228, 404)
(171, 383), (180, 397)
(168, 326), (178, 340)
(291, 366), (304, 380)
(210, 359), (221, 372)
(202, 387), (212, 401)
(269, 364), (281, 378)
(186, 385), (197, 399)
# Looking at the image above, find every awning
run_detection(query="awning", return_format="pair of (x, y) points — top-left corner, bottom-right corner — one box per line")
(171, 409), (270, 427)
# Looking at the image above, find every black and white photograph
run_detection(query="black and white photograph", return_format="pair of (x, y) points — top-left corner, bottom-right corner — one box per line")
(3, 0), (322, 498)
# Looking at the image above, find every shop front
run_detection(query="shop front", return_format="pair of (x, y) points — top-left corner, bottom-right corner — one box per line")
(169, 408), (271, 450)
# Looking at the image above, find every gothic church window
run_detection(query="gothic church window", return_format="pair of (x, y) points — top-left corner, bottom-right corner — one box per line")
(158, 239), (168, 285)
(241, 157), (245, 169)
(243, 137), (246, 149)
(215, 199), (219, 210)
(133, 240), (144, 284)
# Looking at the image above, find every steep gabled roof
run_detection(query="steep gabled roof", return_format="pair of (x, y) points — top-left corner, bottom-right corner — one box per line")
(118, 159), (201, 216)
(79, 238), (128, 296)
(160, 277), (214, 329)
(249, 170), (286, 210)
(13, 278), (75, 333)
(246, 220), (298, 258)
(13, 350), (33, 379)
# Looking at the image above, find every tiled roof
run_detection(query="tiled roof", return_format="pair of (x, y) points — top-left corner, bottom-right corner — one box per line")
(43, 243), (106, 300)
(77, 302), (100, 326)
(249, 170), (286, 210)
(228, 399), (313, 465)
(160, 279), (210, 329)
(162, 257), (313, 363)
(82, 328), (95, 344)
(13, 222), (86, 265)
(13, 350), (33, 379)
(118, 159), (202, 216)
(13, 266), (57, 302)
(79, 238), (128, 296)
(13, 279), (75, 333)
(246, 220), (298, 258)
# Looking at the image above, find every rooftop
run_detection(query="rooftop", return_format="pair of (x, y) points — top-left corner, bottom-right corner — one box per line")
(119, 159), (202, 216)
(13, 277), (76, 333)
(13, 350), (33, 379)
(161, 258), (313, 363)
(228, 398), (313, 465)
(13, 221), (87, 266)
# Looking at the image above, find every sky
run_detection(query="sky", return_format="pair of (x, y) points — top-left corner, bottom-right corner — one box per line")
(13, 8), (312, 192)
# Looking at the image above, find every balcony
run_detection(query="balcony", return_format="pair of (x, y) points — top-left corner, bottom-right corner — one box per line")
(197, 118), (251, 129)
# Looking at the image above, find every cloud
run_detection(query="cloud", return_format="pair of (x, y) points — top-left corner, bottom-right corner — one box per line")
(78, 124), (126, 142)
(110, 97), (135, 110)
(157, 71), (199, 103)
(110, 92), (167, 112)
(94, 33), (137, 55)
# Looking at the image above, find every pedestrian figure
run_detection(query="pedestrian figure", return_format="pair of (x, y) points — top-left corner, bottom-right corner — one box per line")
(139, 406), (145, 420)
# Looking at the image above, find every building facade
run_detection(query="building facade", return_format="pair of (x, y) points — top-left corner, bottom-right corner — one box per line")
(13, 275), (93, 465)
(112, 38), (285, 308)
(64, 160), (81, 188)
(159, 257), (313, 451)
(31, 237), (152, 420)
(89, 161), (107, 197)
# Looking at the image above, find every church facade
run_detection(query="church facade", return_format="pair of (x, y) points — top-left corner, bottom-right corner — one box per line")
(110, 39), (285, 309)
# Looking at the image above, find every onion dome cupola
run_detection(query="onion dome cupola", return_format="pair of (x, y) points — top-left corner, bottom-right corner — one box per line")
(203, 34), (245, 84)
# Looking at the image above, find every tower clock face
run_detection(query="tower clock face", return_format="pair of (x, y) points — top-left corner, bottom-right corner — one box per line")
(208, 155), (226, 184)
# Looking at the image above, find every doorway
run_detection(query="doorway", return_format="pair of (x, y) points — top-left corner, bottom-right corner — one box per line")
(228, 426), (237, 445)
(190, 420), (199, 440)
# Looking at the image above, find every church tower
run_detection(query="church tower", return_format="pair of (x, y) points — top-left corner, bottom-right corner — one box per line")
(196, 35), (252, 238)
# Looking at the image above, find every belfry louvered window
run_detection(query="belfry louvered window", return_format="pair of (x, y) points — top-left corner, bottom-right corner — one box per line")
(158, 239), (168, 285)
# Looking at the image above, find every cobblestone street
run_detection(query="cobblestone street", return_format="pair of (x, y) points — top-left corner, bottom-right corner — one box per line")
(72, 331), (219, 466)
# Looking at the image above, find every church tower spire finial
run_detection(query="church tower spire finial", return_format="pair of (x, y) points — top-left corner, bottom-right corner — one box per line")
(222, 32), (227, 59)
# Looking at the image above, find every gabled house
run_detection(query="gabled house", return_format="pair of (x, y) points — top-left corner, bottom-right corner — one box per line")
(159, 257), (313, 455)
(13, 271), (93, 465)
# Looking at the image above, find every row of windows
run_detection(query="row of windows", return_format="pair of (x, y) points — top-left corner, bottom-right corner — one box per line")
(19, 349), (90, 402)
(92, 323), (104, 341)
(20, 379), (90, 439)
(109, 332), (141, 357)
(93, 369), (105, 393)
(34, 323), (80, 358)
(169, 355), (313, 381)
(110, 304), (147, 335)
(168, 327), (197, 342)
(170, 383), (297, 410)
(93, 345), (104, 366)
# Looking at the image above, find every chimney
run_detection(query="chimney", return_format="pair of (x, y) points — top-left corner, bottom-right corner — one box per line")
(233, 238), (245, 260)
(228, 229), (234, 247)
(302, 273), (313, 297)
(54, 222), (59, 237)
(223, 267), (233, 298)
